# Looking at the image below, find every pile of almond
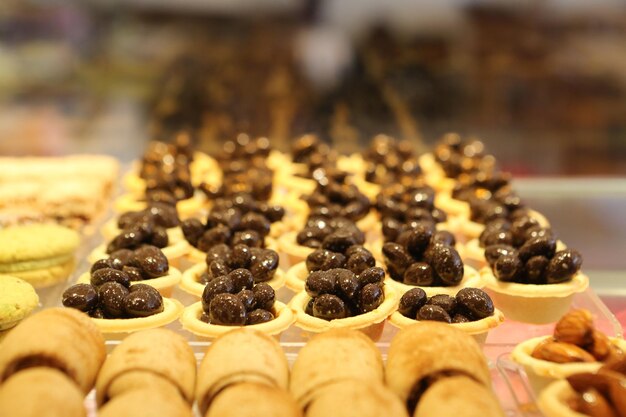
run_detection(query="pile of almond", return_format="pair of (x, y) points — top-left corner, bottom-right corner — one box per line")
(531, 309), (623, 363)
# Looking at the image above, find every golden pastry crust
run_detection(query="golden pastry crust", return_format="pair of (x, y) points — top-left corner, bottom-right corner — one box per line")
(480, 267), (589, 298)
(388, 308), (505, 337)
(278, 231), (316, 267)
(434, 192), (471, 218)
(538, 380), (588, 417)
(196, 328), (289, 415)
(414, 375), (505, 417)
(306, 379), (407, 417)
(512, 335), (626, 380)
(77, 267), (182, 298)
(386, 322), (492, 405)
(289, 284), (398, 334)
(89, 297), (183, 335)
(180, 263), (286, 298)
(385, 265), (483, 297)
(95, 328), (196, 405)
(0, 368), (86, 417)
(206, 383), (302, 417)
(98, 387), (193, 417)
(0, 307), (105, 393)
(180, 301), (294, 339)
(87, 240), (190, 265)
(290, 329), (384, 407)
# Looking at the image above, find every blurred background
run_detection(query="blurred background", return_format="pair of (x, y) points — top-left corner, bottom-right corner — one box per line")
(1, 0), (626, 175)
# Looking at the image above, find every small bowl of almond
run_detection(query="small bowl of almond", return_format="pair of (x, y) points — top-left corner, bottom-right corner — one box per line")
(511, 309), (626, 393)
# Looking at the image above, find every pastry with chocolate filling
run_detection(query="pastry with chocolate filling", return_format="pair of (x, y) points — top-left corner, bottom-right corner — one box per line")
(0, 308), (105, 393)
(95, 328), (196, 406)
(290, 329), (384, 407)
(196, 328), (289, 416)
(0, 368), (86, 417)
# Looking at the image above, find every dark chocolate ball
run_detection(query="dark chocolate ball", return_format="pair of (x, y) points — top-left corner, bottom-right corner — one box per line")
(124, 285), (164, 317)
(91, 267), (131, 288)
(494, 254), (523, 282)
(546, 249), (582, 284)
(246, 309), (275, 325)
(417, 304), (451, 323)
(518, 236), (557, 262)
(456, 288), (494, 320)
(132, 245), (169, 278)
(209, 294), (247, 325)
(430, 245), (464, 286)
(62, 283), (98, 313)
(359, 283), (384, 313)
(484, 245), (518, 268)
(398, 288), (427, 318)
(403, 262), (435, 286)
(228, 244), (252, 269)
(427, 294), (457, 315)
(358, 267), (386, 286)
(252, 283), (275, 310)
(229, 268), (255, 292)
(98, 281), (129, 318)
(312, 294), (348, 320)
(305, 271), (336, 298)
(201, 276), (235, 311)
(306, 249), (346, 272)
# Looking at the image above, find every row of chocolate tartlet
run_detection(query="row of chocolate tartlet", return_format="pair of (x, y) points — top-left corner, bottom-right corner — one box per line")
(0, 308), (507, 417)
(67, 133), (587, 339)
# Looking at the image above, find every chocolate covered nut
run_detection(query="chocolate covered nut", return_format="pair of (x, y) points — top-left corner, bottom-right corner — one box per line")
(252, 283), (275, 311)
(484, 244), (517, 268)
(62, 283), (99, 313)
(306, 249), (346, 272)
(198, 225), (232, 252)
(91, 268), (131, 288)
(399, 288), (428, 318)
(106, 230), (144, 253)
(358, 267), (386, 286)
(205, 244), (232, 265)
(132, 245), (169, 278)
(403, 262), (435, 286)
(109, 249), (134, 266)
(525, 255), (549, 284)
(417, 305), (451, 323)
(427, 294), (457, 315)
(238, 289), (256, 311)
(431, 230), (456, 247)
(337, 270), (360, 300)
(456, 288), (494, 320)
(181, 218), (205, 247)
(98, 282), (130, 318)
(382, 243), (413, 270)
(322, 229), (359, 253)
(229, 269), (254, 292)
(479, 228), (513, 247)
(201, 276), (235, 311)
(346, 251), (375, 275)
(239, 212), (271, 237)
(209, 294), (247, 325)
(91, 258), (120, 274)
(406, 225), (433, 258)
(246, 309), (275, 325)
(208, 260), (230, 280)
(312, 294), (348, 320)
(150, 227), (169, 248)
(305, 271), (336, 297)
(518, 236), (557, 262)
(228, 244), (252, 269)
(494, 254), (522, 282)
(360, 284), (384, 313)
(249, 250), (279, 283)
(124, 285), (164, 317)
(452, 314), (471, 323)
(546, 249), (583, 283)
(123, 266), (144, 282)
(232, 230), (262, 248)
(430, 245), (464, 286)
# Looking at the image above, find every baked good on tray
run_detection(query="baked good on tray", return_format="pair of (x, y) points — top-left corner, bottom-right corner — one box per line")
(389, 287), (504, 344)
(196, 328), (289, 416)
(0, 154), (118, 227)
(386, 322), (504, 416)
(290, 329), (384, 407)
(0, 275), (39, 332)
(205, 383), (302, 417)
(95, 328), (196, 406)
(98, 388), (192, 417)
(0, 223), (79, 288)
(512, 309), (626, 393)
(0, 368), (86, 417)
(538, 356), (626, 417)
(0, 308), (105, 393)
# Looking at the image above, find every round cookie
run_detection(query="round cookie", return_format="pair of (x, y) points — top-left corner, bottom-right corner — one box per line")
(0, 224), (79, 287)
(0, 275), (39, 331)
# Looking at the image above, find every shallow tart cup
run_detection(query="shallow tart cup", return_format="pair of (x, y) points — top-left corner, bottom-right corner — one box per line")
(101, 219), (184, 243)
(77, 267), (182, 298)
(461, 238), (567, 270)
(88, 240), (190, 267)
(480, 267), (589, 325)
(456, 208), (551, 241)
(537, 380), (593, 417)
(114, 192), (206, 219)
(385, 265), (483, 297)
(180, 262), (286, 298)
(180, 300), (294, 340)
(278, 231), (317, 268)
(288, 285), (398, 341)
(511, 335), (626, 393)
(89, 297), (183, 338)
(388, 307), (505, 344)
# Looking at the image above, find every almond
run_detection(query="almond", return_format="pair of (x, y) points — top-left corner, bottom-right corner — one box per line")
(554, 309), (594, 347)
(588, 330), (612, 361)
(531, 341), (596, 364)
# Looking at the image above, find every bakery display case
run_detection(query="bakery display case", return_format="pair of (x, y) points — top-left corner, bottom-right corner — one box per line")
(1, 1), (626, 417)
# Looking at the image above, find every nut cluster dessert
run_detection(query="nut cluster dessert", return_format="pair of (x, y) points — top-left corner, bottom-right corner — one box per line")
(63, 245), (175, 319)
(398, 287), (494, 324)
(382, 223), (463, 286)
(363, 135), (421, 185)
(532, 310), (623, 364)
